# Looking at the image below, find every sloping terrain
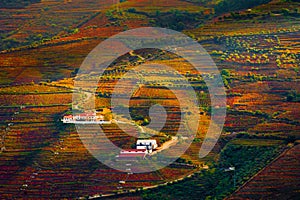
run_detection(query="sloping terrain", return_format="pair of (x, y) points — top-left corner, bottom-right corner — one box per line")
(0, 0), (299, 199)
(228, 144), (300, 199)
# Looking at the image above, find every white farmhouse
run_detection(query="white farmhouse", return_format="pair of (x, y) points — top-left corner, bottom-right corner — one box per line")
(136, 139), (158, 154)
(62, 112), (98, 123)
(74, 113), (97, 121)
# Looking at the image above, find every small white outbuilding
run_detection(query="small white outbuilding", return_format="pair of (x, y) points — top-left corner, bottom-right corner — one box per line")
(136, 139), (158, 153)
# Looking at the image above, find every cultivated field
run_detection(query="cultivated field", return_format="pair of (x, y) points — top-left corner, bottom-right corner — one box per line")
(0, 0), (299, 199)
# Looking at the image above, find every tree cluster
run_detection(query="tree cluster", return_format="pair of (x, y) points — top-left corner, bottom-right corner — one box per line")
(214, 0), (272, 14)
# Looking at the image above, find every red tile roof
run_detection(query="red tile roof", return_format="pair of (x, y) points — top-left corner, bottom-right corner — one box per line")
(118, 149), (146, 158)
(121, 149), (146, 153)
(64, 115), (73, 119)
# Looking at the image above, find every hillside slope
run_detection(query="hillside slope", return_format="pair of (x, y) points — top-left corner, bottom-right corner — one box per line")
(228, 144), (300, 199)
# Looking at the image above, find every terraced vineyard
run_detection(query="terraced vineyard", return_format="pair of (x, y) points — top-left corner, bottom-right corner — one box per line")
(228, 144), (300, 199)
(0, 0), (299, 199)
(0, 84), (200, 198)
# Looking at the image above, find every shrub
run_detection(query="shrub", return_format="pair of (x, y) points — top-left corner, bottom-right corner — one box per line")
(127, 8), (136, 13)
